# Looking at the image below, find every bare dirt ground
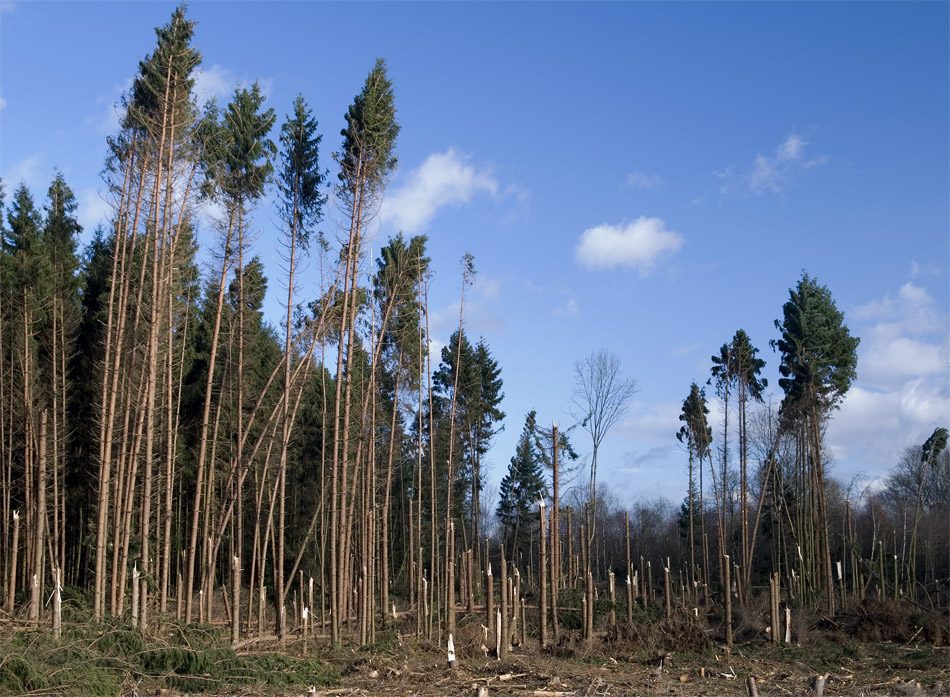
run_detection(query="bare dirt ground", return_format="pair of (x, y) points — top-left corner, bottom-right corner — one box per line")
(207, 628), (949, 697)
(210, 641), (949, 697)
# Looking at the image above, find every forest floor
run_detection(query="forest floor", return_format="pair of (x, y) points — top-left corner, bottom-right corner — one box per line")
(1, 600), (948, 696)
(296, 637), (949, 697)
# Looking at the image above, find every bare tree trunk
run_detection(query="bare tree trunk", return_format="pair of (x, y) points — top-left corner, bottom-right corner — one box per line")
(95, 140), (146, 619)
(381, 366), (400, 623)
(185, 210), (236, 622)
(30, 411), (47, 624)
(539, 501), (547, 648)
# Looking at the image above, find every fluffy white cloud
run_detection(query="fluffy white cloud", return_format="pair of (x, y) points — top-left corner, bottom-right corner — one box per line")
(852, 282), (943, 333)
(575, 216), (683, 274)
(851, 282), (948, 389)
(379, 148), (498, 233)
(827, 282), (949, 480)
(193, 64), (236, 102)
(861, 336), (945, 385)
(192, 65), (274, 105)
(0, 95), (6, 111)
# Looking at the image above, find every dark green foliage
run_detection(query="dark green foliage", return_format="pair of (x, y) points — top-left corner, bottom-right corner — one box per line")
(677, 382), (711, 461)
(4, 183), (48, 289)
(339, 58), (399, 198)
(497, 411), (548, 562)
(278, 94), (327, 249)
(921, 427), (948, 467)
(772, 272), (859, 420)
(431, 329), (505, 530)
(711, 329), (767, 402)
(376, 233), (429, 368)
(534, 419), (580, 474)
(126, 4), (200, 134)
(205, 82), (276, 207)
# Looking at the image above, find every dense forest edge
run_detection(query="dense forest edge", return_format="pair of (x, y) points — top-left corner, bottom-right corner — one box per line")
(0, 5), (947, 696)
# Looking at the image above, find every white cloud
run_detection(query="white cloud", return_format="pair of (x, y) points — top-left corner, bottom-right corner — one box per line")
(193, 64), (237, 103)
(77, 188), (112, 232)
(777, 133), (805, 162)
(0, 95), (6, 111)
(829, 380), (949, 473)
(860, 336), (946, 386)
(749, 154), (781, 194)
(4, 153), (43, 189)
(909, 260), (942, 279)
(193, 66), (275, 107)
(853, 284), (948, 391)
(475, 275), (502, 302)
(625, 171), (664, 190)
(575, 216), (683, 274)
(827, 282), (949, 479)
(618, 400), (672, 438)
(523, 279), (546, 294)
(379, 148), (498, 233)
(852, 282), (944, 337)
(721, 133), (828, 196)
(554, 298), (578, 318)
(428, 336), (446, 362)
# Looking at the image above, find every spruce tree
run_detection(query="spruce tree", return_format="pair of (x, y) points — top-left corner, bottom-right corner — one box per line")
(497, 411), (548, 565)
(331, 57), (399, 643)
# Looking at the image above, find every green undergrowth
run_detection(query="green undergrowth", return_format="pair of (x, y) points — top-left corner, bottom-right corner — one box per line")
(0, 619), (339, 696)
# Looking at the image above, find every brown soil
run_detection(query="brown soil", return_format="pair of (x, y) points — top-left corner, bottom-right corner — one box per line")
(281, 639), (949, 697)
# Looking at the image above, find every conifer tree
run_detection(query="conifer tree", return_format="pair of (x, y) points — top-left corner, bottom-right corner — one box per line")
(677, 382), (711, 582)
(497, 411), (548, 565)
(187, 82), (274, 623)
(42, 174), (82, 579)
(273, 93), (325, 638)
(772, 272), (859, 613)
(374, 233), (429, 620)
(330, 58), (398, 643)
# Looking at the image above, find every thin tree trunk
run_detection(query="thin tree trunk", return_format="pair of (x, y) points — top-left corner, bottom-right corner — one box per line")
(30, 411), (47, 624)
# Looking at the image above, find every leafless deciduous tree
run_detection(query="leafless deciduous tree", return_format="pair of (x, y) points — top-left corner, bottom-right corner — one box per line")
(571, 348), (637, 556)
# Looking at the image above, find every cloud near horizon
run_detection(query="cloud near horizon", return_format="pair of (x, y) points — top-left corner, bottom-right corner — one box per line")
(826, 281), (949, 481)
(379, 148), (498, 233)
(575, 216), (683, 274)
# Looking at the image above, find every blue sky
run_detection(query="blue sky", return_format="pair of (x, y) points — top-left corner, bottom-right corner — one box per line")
(1, 1), (947, 509)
